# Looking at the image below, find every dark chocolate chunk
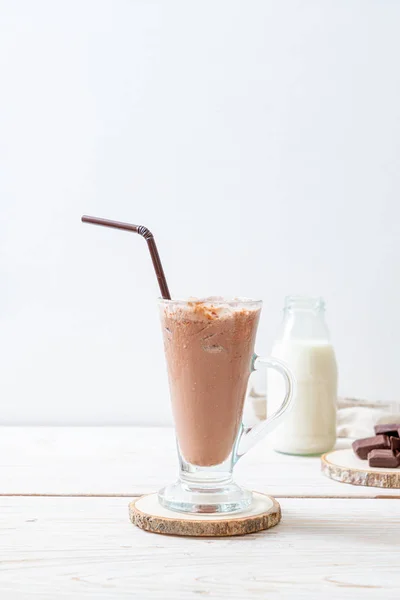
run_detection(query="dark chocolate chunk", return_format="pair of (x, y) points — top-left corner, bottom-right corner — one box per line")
(368, 449), (400, 468)
(374, 423), (400, 437)
(390, 436), (400, 454)
(352, 435), (389, 459)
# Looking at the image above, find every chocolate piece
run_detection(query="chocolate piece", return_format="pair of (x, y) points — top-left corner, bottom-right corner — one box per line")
(374, 423), (400, 437)
(352, 435), (389, 459)
(368, 449), (400, 468)
(390, 436), (400, 454)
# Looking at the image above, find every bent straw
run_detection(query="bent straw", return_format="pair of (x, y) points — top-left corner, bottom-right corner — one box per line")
(81, 215), (171, 300)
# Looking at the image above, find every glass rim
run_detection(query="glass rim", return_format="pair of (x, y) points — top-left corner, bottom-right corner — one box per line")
(158, 296), (263, 307)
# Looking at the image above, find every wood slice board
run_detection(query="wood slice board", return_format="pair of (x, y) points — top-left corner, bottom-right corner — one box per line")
(129, 492), (281, 537)
(322, 448), (400, 488)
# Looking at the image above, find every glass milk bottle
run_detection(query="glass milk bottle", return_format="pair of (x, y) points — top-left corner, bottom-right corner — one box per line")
(268, 296), (337, 455)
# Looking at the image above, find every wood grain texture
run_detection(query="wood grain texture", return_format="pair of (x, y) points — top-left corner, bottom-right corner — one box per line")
(2, 426), (400, 498)
(322, 449), (400, 488)
(129, 493), (281, 536)
(1, 496), (400, 599)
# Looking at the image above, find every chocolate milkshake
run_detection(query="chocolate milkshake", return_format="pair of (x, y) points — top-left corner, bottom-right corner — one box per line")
(160, 298), (261, 466)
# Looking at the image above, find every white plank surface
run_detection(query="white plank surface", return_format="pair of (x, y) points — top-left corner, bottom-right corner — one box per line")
(2, 426), (400, 497)
(1, 496), (399, 599)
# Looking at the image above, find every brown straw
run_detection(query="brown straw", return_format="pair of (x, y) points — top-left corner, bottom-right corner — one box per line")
(81, 215), (171, 299)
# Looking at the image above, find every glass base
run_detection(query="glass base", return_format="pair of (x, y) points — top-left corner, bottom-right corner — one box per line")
(158, 479), (253, 514)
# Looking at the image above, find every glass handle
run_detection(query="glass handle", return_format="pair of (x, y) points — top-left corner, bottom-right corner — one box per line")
(234, 354), (295, 462)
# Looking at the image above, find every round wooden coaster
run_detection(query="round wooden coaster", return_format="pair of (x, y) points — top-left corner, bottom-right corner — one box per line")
(129, 492), (281, 537)
(322, 448), (400, 488)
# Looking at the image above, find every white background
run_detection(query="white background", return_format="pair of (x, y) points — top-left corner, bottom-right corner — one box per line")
(0, 0), (399, 425)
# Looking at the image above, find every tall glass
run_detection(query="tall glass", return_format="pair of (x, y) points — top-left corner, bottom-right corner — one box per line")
(158, 297), (295, 514)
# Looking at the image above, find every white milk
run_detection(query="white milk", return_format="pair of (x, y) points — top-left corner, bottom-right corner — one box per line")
(268, 340), (337, 455)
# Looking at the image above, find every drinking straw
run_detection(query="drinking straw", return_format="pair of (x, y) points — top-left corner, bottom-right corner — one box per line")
(81, 215), (171, 299)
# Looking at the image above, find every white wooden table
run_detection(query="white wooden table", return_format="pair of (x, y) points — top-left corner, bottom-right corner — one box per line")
(2, 427), (399, 598)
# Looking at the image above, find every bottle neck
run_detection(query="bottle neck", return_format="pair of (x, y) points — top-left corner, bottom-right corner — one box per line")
(278, 296), (331, 343)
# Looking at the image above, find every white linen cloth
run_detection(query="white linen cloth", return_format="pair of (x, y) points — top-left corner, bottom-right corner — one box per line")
(336, 397), (400, 439)
(250, 391), (400, 439)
